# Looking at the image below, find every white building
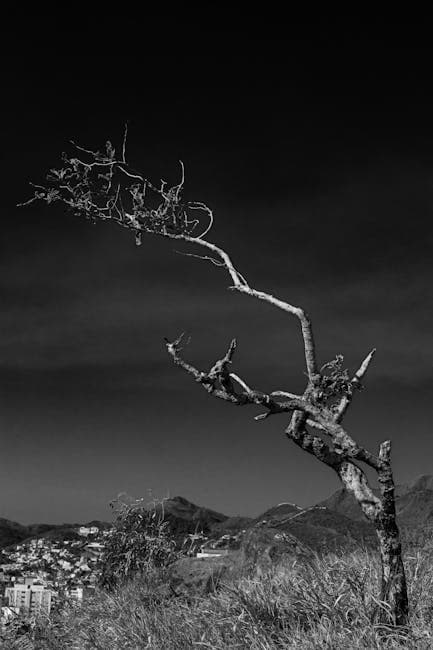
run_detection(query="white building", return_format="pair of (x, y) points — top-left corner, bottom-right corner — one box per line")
(5, 578), (54, 614)
(78, 526), (99, 536)
(196, 549), (229, 558)
(67, 585), (83, 602)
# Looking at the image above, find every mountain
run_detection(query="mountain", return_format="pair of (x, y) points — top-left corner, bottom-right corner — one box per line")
(318, 474), (433, 529)
(281, 507), (376, 547)
(249, 503), (377, 551)
(158, 496), (227, 526)
(146, 496), (228, 544)
(3, 475), (432, 556)
(253, 502), (303, 525)
(395, 475), (433, 526)
(318, 488), (370, 522)
(142, 496), (372, 551)
(403, 475), (433, 493)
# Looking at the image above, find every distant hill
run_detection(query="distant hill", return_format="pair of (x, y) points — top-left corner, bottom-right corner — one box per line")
(253, 502), (303, 525)
(0, 518), (29, 549)
(2, 476), (432, 555)
(318, 488), (370, 522)
(0, 519), (111, 551)
(148, 497), (369, 552)
(145, 496), (228, 544)
(395, 475), (433, 526)
(248, 503), (377, 551)
(318, 474), (433, 529)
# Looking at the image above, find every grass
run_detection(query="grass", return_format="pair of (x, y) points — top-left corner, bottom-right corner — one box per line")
(3, 544), (433, 649)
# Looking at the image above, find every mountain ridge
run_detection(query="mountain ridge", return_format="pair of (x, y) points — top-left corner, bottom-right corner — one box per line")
(2, 475), (433, 552)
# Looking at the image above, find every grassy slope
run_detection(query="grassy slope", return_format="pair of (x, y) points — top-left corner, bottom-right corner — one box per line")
(4, 540), (433, 649)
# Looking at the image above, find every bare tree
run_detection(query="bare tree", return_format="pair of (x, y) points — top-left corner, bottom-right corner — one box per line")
(21, 127), (409, 626)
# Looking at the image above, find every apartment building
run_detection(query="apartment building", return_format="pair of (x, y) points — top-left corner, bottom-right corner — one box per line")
(4, 577), (54, 614)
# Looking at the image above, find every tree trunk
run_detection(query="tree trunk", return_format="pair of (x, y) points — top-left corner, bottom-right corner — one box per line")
(337, 455), (409, 627)
(375, 440), (409, 627)
(375, 519), (408, 626)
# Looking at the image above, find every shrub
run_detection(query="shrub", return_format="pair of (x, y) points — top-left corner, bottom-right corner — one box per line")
(99, 495), (179, 591)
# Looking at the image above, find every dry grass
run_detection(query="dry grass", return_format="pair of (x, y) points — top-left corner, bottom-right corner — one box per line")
(3, 545), (433, 649)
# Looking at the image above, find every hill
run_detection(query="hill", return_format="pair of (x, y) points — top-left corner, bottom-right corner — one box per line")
(282, 507), (376, 548)
(145, 496), (228, 545)
(318, 474), (433, 529)
(3, 475), (433, 555)
(0, 519), (111, 551)
(137, 496), (375, 552)
(248, 503), (377, 551)
(0, 518), (29, 548)
(252, 502), (303, 525)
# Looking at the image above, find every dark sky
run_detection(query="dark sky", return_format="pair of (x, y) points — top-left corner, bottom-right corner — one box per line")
(1, 27), (432, 523)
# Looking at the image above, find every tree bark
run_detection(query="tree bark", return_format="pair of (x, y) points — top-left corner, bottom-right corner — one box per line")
(375, 519), (408, 626)
(375, 440), (409, 627)
(336, 456), (409, 627)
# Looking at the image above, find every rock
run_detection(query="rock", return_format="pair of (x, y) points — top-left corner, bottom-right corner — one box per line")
(240, 526), (313, 575)
(168, 554), (239, 597)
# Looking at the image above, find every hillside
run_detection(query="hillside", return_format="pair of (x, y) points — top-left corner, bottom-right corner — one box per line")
(247, 503), (377, 551)
(281, 507), (377, 549)
(0, 519), (110, 550)
(319, 474), (433, 529)
(0, 518), (29, 549)
(145, 496), (228, 545)
(252, 502), (303, 525)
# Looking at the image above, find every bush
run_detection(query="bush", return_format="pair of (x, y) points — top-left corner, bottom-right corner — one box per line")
(99, 495), (179, 591)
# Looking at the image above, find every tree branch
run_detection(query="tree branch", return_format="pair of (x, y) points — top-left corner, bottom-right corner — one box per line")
(164, 336), (310, 417)
(164, 335), (382, 474)
(334, 348), (376, 422)
(21, 134), (320, 382)
(286, 422), (342, 468)
(167, 234), (319, 381)
(338, 461), (382, 521)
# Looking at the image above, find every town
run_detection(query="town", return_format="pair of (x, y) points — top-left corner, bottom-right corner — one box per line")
(0, 525), (110, 625)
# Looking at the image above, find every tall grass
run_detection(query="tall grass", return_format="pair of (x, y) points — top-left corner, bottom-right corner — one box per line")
(4, 544), (433, 649)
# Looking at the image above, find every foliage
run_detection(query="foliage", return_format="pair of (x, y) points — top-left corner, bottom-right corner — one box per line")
(99, 495), (179, 591)
(319, 354), (362, 404)
(20, 129), (213, 245)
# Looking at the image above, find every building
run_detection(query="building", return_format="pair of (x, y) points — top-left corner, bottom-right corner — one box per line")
(84, 542), (105, 562)
(196, 548), (229, 558)
(67, 585), (83, 602)
(78, 526), (99, 536)
(4, 578), (54, 614)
